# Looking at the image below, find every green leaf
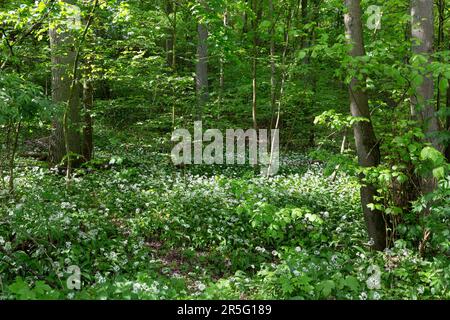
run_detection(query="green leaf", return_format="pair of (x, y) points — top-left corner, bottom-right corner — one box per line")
(297, 51), (307, 60)
(343, 276), (360, 291)
(432, 166), (445, 179)
(439, 78), (449, 93)
(318, 280), (335, 297)
(8, 277), (36, 299)
(420, 146), (444, 165)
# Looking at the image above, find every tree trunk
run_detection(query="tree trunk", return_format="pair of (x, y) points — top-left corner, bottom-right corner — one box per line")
(251, 0), (262, 130)
(82, 74), (94, 162)
(446, 84), (450, 161)
(344, 0), (386, 251)
(300, 0), (308, 50)
(172, 1), (177, 70)
(219, 10), (228, 105)
(269, 0), (276, 129)
(195, 20), (208, 120)
(49, 2), (83, 166)
(436, 0), (445, 112)
(411, 0), (442, 194)
(165, 0), (177, 70)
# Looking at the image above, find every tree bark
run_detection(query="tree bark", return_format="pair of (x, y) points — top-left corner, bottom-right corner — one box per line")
(219, 9), (228, 105)
(251, 0), (262, 130)
(82, 72), (94, 162)
(300, 0), (308, 50)
(436, 0), (445, 112)
(344, 0), (386, 251)
(49, 1), (82, 166)
(411, 0), (442, 194)
(165, 0), (177, 70)
(446, 84), (450, 161)
(269, 0), (276, 129)
(410, 0), (441, 148)
(172, 1), (177, 70)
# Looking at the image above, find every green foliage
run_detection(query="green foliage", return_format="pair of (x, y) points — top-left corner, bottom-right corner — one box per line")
(0, 0), (449, 301)
(0, 73), (52, 124)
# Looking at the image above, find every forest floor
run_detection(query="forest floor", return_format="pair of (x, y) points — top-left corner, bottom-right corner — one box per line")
(0, 124), (448, 300)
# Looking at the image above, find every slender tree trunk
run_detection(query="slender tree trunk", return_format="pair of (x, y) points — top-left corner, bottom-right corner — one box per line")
(344, 0), (386, 251)
(196, 22), (208, 120)
(165, 0), (177, 70)
(0, 123), (12, 190)
(307, 0), (320, 147)
(440, 0), (450, 162)
(8, 121), (21, 193)
(243, 0), (248, 34)
(411, 0), (442, 194)
(251, 0), (262, 130)
(165, 0), (173, 68)
(252, 50), (258, 129)
(251, 0), (257, 130)
(269, 0), (276, 130)
(172, 1), (177, 70)
(82, 71), (94, 162)
(436, 0), (445, 112)
(219, 10), (228, 105)
(300, 0), (308, 50)
(446, 83), (450, 161)
(194, 0), (208, 120)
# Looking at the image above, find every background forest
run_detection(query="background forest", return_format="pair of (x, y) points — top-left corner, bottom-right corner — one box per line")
(0, 0), (449, 300)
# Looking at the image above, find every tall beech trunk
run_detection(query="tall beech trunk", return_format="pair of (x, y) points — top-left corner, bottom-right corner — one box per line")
(195, 19), (208, 120)
(344, 0), (386, 251)
(411, 0), (442, 194)
(49, 1), (82, 166)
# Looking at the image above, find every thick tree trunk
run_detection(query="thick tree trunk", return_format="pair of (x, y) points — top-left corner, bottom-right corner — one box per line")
(411, 0), (442, 194)
(195, 21), (208, 120)
(49, 9), (82, 166)
(344, 0), (386, 251)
